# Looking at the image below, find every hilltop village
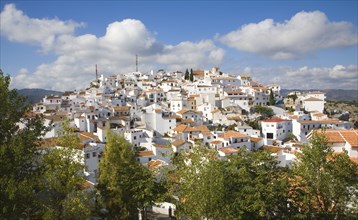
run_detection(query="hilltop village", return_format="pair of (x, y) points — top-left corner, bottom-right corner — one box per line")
(31, 67), (357, 184)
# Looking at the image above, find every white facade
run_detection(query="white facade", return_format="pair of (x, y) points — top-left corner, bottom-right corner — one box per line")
(143, 105), (177, 136)
(303, 98), (325, 113)
(261, 118), (293, 144)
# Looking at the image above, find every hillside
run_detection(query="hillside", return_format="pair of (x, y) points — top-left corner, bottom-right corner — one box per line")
(18, 88), (63, 104)
(281, 89), (358, 102)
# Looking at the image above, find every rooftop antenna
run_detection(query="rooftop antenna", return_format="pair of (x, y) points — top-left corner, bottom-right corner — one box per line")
(95, 64), (98, 80)
(136, 55), (138, 72)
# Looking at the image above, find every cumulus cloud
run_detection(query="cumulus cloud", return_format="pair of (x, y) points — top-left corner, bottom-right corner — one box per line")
(0, 4), (83, 51)
(244, 65), (358, 89)
(219, 11), (357, 59)
(1, 4), (225, 91)
(155, 40), (225, 70)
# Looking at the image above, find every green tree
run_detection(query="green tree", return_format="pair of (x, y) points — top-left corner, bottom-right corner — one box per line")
(97, 132), (156, 219)
(167, 146), (226, 219)
(283, 132), (297, 142)
(189, 68), (194, 82)
(223, 149), (292, 219)
(0, 70), (48, 218)
(269, 89), (275, 105)
(253, 105), (274, 119)
(291, 131), (358, 219)
(39, 119), (92, 219)
(184, 68), (189, 80)
(287, 93), (298, 102)
(167, 146), (292, 219)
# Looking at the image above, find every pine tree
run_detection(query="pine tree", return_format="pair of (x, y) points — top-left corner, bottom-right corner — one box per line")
(184, 68), (189, 80)
(189, 69), (194, 82)
(97, 132), (156, 219)
(269, 89), (275, 105)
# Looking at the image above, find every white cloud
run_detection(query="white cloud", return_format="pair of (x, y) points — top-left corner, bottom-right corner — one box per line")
(155, 40), (225, 70)
(0, 4), (83, 51)
(1, 4), (225, 91)
(244, 65), (358, 89)
(219, 11), (357, 59)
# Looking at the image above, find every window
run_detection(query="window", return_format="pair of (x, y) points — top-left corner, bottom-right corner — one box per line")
(148, 157), (152, 161)
(134, 136), (137, 140)
(92, 152), (97, 157)
(86, 153), (90, 159)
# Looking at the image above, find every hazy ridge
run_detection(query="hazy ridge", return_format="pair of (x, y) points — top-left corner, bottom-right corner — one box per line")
(18, 88), (63, 104)
(281, 89), (358, 102)
(17, 88), (357, 104)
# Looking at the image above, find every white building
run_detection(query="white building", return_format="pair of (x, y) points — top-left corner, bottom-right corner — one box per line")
(308, 130), (358, 158)
(261, 118), (293, 144)
(292, 119), (354, 143)
(142, 105), (177, 136)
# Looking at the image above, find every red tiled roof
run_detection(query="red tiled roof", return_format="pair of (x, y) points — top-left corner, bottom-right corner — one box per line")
(136, 151), (155, 157)
(304, 97), (322, 101)
(219, 147), (239, 154)
(172, 139), (186, 147)
(219, 130), (248, 139)
(262, 118), (288, 123)
(211, 140), (223, 145)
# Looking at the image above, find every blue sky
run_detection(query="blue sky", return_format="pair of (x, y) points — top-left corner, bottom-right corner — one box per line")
(1, 1), (357, 91)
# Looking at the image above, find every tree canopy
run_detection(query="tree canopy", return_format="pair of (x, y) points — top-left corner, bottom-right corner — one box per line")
(97, 132), (157, 219)
(0, 70), (48, 218)
(38, 119), (92, 219)
(253, 105), (274, 119)
(291, 131), (358, 219)
(167, 146), (291, 219)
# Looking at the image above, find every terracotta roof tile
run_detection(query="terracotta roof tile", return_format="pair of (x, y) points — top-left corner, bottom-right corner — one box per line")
(304, 97), (323, 101)
(147, 160), (164, 169)
(250, 137), (263, 143)
(136, 151), (155, 157)
(262, 118), (288, 123)
(211, 140), (223, 145)
(219, 147), (239, 154)
(219, 130), (248, 139)
(172, 139), (186, 147)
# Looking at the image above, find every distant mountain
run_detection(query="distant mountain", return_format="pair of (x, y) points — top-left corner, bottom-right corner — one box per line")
(18, 88), (63, 104)
(281, 89), (358, 102)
